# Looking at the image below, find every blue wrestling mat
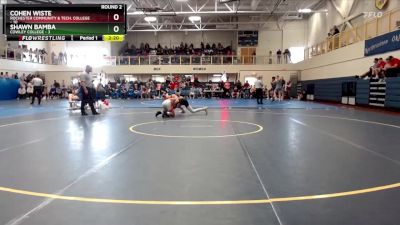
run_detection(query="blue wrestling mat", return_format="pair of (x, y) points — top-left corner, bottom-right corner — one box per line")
(0, 99), (337, 119)
(116, 99), (337, 109)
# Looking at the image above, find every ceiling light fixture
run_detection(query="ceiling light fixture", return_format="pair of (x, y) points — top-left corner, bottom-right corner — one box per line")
(132, 11), (145, 15)
(144, 16), (157, 22)
(298, 8), (312, 13)
(189, 15), (201, 22)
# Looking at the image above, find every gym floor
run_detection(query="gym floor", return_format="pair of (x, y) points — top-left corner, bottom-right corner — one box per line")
(0, 99), (399, 225)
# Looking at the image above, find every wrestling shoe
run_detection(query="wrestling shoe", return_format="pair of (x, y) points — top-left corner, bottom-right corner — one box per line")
(155, 111), (162, 117)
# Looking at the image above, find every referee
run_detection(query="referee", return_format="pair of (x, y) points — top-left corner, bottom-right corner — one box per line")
(30, 75), (43, 105)
(80, 65), (99, 116)
(254, 76), (264, 104)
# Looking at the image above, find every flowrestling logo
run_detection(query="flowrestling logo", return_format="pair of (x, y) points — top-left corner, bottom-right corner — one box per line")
(363, 11), (383, 18)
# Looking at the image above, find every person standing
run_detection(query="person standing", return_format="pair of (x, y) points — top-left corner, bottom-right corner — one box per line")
(16, 45), (22, 61)
(283, 49), (289, 64)
(58, 51), (64, 64)
(80, 65), (99, 116)
(28, 48), (33, 62)
(63, 52), (68, 65)
(286, 80), (292, 99)
(275, 76), (284, 101)
(268, 50), (273, 64)
(254, 76), (264, 104)
(27, 82), (34, 99)
(31, 75), (43, 105)
(276, 49), (282, 64)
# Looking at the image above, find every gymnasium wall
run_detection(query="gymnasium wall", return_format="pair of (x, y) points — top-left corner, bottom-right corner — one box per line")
(298, 41), (400, 80)
(255, 21), (308, 56)
(307, 0), (399, 47)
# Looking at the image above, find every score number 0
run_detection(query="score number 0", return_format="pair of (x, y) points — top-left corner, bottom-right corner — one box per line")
(113, 14), (120, 33)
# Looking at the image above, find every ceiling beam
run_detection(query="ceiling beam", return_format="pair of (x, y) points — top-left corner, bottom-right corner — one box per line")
(330, 0), (353, 29)
(179, 17), (185, 30)
(130, 16), (145, 30)
(198, 0), (209, 12)
(224, 3), (233, 12)
(186, 3), (196, 12)
(270, 0), (284, 14)
(251, 0), (262, 10)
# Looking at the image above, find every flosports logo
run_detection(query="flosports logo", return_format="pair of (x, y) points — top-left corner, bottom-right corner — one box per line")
(363, 11), (383, 18)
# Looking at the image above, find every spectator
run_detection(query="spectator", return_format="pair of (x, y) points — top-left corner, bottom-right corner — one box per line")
(53, 80), (60, 88)
(383, 56), (400, 78)
(0, 72), (3, 78)
(16, 45), (22, 61)
(28, 48), (33, 62)
(22, 46), (28, 60)
(361, 58), (379, 80)
(268, 50), (273, 64)
(275, 76), (284, 101)
(58, 52), (64, 64)
(286, 80), (292, 99)
(49, 85), (57, 99)
(20, 73), (26, 83)
(51, 52), (56, 64)
(26, 82), (34, 99)
(18, 85), (27, 100)
(373, 58), (386, 80)
(41, 48), (48, 63)
(283, 49), (291, 63)
(223, 79), (231, 98)
(268, 77), (276, 100)
(234, 80), (242, 94)
(64, 52), (68, 64)
(243, 80), (250, 98)
(332, 25), (340, 35)
(34, 48), (39, 62)
(6, 43), (14, 59)
(276, 49), (282, 64)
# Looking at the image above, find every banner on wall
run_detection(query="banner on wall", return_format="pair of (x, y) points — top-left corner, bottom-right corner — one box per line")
(364, 29), (400, 56)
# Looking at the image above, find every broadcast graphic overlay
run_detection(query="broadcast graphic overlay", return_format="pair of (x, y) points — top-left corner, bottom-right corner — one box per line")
(2, 4), (126, 41)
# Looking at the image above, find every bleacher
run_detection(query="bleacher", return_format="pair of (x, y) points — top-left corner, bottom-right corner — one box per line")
(385, 78), (400, 108)
(301, 77), (357, 102)
(300, 77), (400, 110)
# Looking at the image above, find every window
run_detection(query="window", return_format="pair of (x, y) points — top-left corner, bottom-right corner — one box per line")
(124, 75), (138, 82)
(244, 76), (257, 85)
(152, 75), (165, 83)
(211, 74), (222, 82)
(67, 46), (108, 67)
(289, 47), (305, 63)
